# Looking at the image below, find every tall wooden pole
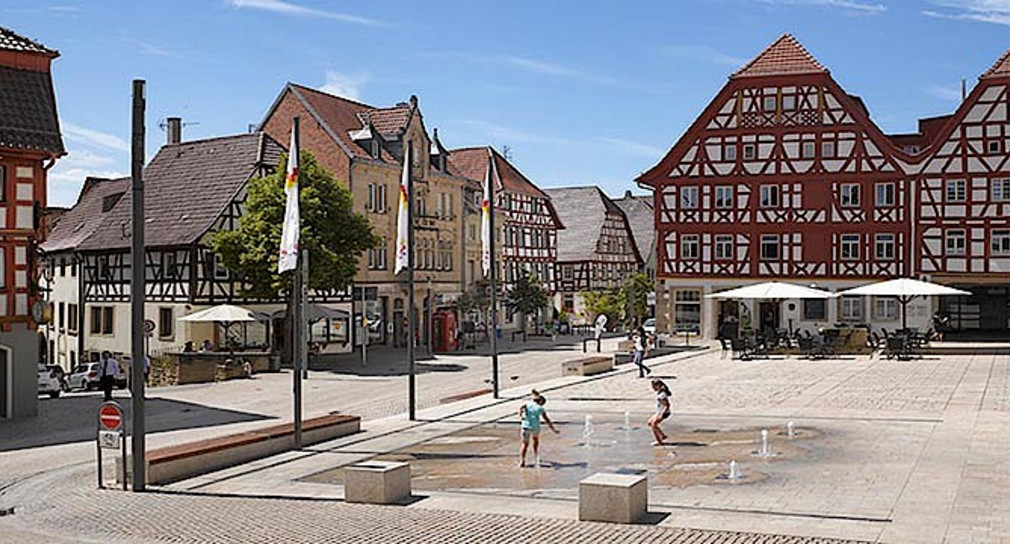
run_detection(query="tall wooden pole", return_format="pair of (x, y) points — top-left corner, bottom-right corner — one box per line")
(406, 141), (417, 420)
(488, 154), (499, 399)
(130, 79), (147, 491)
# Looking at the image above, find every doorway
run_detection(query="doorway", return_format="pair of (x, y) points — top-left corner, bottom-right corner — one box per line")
(758, 302), (780, 335)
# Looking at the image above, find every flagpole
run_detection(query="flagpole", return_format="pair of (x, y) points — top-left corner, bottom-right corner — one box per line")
(406, 141), (417, 420)
(487, 153), (500, 399)
(291, 116), (303, 449)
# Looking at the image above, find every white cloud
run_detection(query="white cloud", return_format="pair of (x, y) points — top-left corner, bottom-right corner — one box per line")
(757, 0), (886, 14)
(445, 52), (630, 88)
(318, 71), (371, 101)
(47, 150), (126, 206)
(922, 83), (963, 101)
(661, 45), (746, 67)
(923, 1), (1010, 25)
(136, 41), (180, 58)
(227, 0), (386, 26)
(62, 122), (130, 154)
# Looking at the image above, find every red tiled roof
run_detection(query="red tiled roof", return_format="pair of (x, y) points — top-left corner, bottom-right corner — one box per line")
(359, 105), (411, 138)
(448, 146), (548, 199)
(731, 34), (827, 79)
(982, 48), (1010, 79)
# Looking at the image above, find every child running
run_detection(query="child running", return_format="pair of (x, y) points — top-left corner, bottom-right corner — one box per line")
(519, 389), (560, 467)
(647, 379), (673, 446)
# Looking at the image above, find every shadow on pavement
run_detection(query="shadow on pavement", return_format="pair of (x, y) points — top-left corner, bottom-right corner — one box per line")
(0, 396), (272, 452)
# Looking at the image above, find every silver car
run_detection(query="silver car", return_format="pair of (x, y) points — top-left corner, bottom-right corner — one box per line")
(37, 364), (61, 398)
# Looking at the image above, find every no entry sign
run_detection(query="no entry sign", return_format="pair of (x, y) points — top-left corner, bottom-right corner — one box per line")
(98, 402), (123, 432)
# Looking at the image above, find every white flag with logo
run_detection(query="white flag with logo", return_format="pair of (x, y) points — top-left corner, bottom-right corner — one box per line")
(394, 143), (410, 275)
(481, 153), (493, 277)
(277, 122), (300, 273)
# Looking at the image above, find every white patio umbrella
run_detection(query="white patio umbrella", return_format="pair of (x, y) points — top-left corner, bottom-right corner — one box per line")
(706, 281), (836, 334)
(839, 278), (971, 330)
(180, 304), (259, 350)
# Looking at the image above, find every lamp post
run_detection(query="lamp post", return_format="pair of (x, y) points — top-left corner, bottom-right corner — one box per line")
(426, 276), (433, 355)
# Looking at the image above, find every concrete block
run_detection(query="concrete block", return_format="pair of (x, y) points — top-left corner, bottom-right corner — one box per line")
(579, 472), (647, 523)
(344, 461), (411, 504)
(562, 357), (613, 377)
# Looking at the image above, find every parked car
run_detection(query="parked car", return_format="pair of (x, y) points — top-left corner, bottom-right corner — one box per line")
(37, 364), (61, 398)
(67, 362), (100, 391)
(643, 318), (657, 335)
(46, 364), (68, 392)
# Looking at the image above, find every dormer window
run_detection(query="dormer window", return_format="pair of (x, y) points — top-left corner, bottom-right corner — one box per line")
(102, 192), (123, 212)
(371, 138), (380, 159)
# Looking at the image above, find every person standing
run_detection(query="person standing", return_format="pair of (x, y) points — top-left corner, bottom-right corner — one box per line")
(518, 390), (559, 468)
(647, 379), (673, 446)
(632, 326), (651, 378)
(98, 351), (119, 402)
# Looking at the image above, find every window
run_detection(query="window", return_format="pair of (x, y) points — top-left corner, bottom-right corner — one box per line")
(876, 183), (895, 207)
(840, 184), (860, 207)
(987, 139), (1002, 154)
(680, 235), (699, 260)
(714, 235), (733, 260)
(946, 179), (966, 202)
(714, 186), (733, 209)
(59, 258), (66, 277)
(158, 307), (174, 339)
(212, 254), (228, 279)
(840, 297), (863, 321)
(759, 185), (779, 207)
(367, 183), (376, 212)
(68, 304), (78, 334)
(874, 297), (898, 320)
(760, 234), (779, 260)
(945, 229), (966, 256)
(163, 253), (177, 278)
(801, 141), (816, 159)
(724, 144), (737, 161)
(673, 290), (701, 333)
(763, 95), (777, 112)
(992, 230), (1010, 255)
(742, 144), (756, 160)
(992, 179), (1010, 202)
(803, 299), (826, 321)
(58, 302), (65, 331)
(90, 306), (114, 335)
(840, 234), (860, 260)
(822, 141), (836, 158)
(563, 266), (573, 280)
(875, 233), (895, 260)
(680, 186), (698, 209)
(782, 95), (796, 111)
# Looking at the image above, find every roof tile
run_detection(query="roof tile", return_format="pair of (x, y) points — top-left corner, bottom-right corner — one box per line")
(0, 65), (64, 153)
(0, 25), (57, 56)
(982, 47), (1010, 79)
(731, 34), (826, 79)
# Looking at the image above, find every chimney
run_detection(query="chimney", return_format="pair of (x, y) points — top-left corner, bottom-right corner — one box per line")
(166, 117), (182, 145)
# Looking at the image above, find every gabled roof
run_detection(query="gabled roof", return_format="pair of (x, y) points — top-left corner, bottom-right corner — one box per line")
(43, 177), (130, 253)
(731, 34), (826, 79)
(0, 25), (58, 57)
(982, 47), (1010, 79)
(545, 186), (640, 263)
(449, 146), (547, 198)
(47, 133), (283, 253)
(266, 83), (413, 163)
(612, 192), (655, 260)
(0, 65), (64, 154)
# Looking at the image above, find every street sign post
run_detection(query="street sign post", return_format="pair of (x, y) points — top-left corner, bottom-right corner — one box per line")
(96, 401), (126, 490)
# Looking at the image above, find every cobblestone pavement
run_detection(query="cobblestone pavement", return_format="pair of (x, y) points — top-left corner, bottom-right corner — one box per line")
(0, 464), (869, 544)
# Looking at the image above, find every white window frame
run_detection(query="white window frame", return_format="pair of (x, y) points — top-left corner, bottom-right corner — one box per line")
(367, 183), (376, 212)
(759, 185), (779, 208)
(724, 144), (737, 161)
(714, 235), (733, 260)
(714, 186), (733, 209)
(875, 182), (895, 207)
(763, 95), (777, 112)
(840, 234), (860, 260)
(760, 234), (779, 261)
(875, 233), (895, 260)
(946, 179), (967, 202)
(945, 229), (966, 256)
(782, 94), (796, 111)
(840, 297), (863, 321)
(680, 234), (699, 260)
(822, 140), (836, 158)
(874, 297), (898, 320)
(680, 186), (699, 209)
(801, 141), (816, 159)
(992, 178), (1010, 202)
(840, 184), (860, 208)
(992, 229), (1010, 256)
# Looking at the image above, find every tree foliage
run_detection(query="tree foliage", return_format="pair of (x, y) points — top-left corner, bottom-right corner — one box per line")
(581, 289), (621, 327)
(457, 280), (490, 315)
(211, 151), (378, 298)
(618, 273), (654, 326)
(505, 272), (549, 330)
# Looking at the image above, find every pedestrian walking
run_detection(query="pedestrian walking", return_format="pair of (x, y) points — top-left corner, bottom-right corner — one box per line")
(647, 379), (672, 446)
(98, 351), (119, 402)
(518, 389), (559, 468)
(632, 326), (651, 378)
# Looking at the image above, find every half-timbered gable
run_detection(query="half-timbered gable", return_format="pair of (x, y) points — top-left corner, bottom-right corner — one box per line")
(546, 187), (641, 317)
(639, 34), (910, 284)
(448, 146), (563, 294)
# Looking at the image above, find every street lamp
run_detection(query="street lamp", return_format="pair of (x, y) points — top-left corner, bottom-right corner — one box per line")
(426, 276), (433, 355)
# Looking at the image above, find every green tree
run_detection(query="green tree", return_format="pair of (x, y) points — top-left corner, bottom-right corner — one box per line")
(504, 272), (549, 332)
(457, 280), (490, 316)
(618, 273), (654, 327)
(581, 289), (621, 328)
(211, 151), (378, 297)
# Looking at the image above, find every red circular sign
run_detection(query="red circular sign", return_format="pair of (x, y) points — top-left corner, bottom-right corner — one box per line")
(98, 403), (123, 431)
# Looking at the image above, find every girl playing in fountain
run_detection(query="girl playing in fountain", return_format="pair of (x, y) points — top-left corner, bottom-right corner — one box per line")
(648, 379), (672, 446)
(519, 389), (560, 467)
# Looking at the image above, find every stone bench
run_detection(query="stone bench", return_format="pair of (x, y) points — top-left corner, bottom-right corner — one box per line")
(562, 356), (613, 377)
(579, 472), (648, 524)
(120, 414), (360, 485)
(344, 461), (411, 504)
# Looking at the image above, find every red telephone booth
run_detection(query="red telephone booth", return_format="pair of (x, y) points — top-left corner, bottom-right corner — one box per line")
(432, 310), (458, 353)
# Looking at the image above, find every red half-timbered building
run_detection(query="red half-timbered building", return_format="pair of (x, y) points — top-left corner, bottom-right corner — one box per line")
(638, 35), (915, 337)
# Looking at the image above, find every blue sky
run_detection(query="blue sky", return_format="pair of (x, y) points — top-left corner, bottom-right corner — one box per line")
(5, 0), (1010, 207)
